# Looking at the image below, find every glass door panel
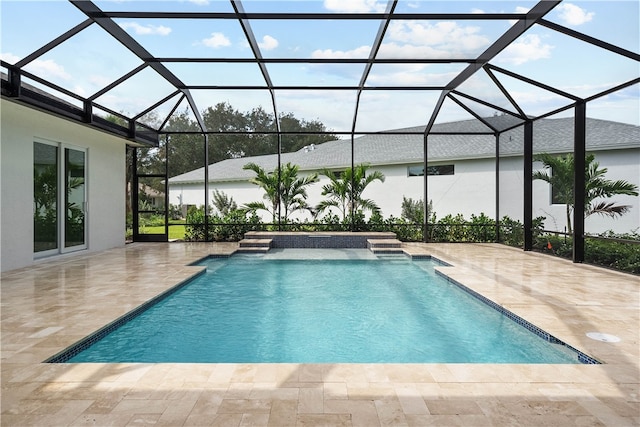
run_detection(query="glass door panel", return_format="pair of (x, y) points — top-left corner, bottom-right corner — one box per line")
(64, 148), (86, 249)
(133, 140), (168, 242)
(34, 142), (58, 253)
(135, 175), (167, 241)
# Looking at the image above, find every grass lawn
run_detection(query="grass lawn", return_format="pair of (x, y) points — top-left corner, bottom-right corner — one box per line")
(139, 221), (186, 240)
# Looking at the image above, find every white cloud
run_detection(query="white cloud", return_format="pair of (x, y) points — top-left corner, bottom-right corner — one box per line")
(120, 22), (171, 36)
(0, 52), (21, 64)
(385, 21), (490, 57)
(312, 45), (371, 59)
(556, 3), (594, 26)
(88, 75), (115, 88)
(188, 0), (209, 5)
(258, 35), (279, 51)
(202, 32), (231, 48)
(377, 42), (450, 59)
(24, 58), (72, 81)
(323, 0), (386, 13)
(367, 66), (460, 86)
(72, 85), (87, 98)
(309, 20), (491, 86)
(497, 34), (553, 65)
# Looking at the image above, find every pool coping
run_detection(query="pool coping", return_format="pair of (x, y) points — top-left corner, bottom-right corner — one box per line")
(44, 268), (209, 363)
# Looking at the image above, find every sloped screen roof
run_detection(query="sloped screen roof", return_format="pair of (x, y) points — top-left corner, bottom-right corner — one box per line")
(1, 0), (638, 143)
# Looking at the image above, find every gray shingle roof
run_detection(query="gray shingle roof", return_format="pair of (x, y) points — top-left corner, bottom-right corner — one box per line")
(169, 117), (639, 184)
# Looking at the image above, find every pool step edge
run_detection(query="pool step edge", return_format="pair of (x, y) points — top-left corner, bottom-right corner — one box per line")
(368, 238), (404, 254)
(237, 238), (272, 253)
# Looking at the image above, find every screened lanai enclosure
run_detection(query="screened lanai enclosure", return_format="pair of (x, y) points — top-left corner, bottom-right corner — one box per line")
(2, 0), (638, 268)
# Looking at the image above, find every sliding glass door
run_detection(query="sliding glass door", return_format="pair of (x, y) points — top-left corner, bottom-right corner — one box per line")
(34, 142), (87, 257)
(34, 142), (59, 254)
(64, 147), (86, 250)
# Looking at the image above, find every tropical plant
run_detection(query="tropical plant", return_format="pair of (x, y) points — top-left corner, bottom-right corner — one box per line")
(212, 189), (237, 216)
(401, 197), (434, 224)
(242, 162), (318, 222)
(533, 153), (638, 234)
(316, 164), (385, 220)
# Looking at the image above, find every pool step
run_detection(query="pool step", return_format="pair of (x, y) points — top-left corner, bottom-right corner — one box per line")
(236, 238), (272, 253)
(367, 238), (404, 254)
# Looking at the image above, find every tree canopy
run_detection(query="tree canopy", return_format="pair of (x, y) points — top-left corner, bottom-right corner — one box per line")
(167, 102), (336, 177)
(115, 102), (336, 209)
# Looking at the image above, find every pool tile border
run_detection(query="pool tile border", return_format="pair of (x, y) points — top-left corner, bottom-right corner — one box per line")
(434, 270), (602, 365)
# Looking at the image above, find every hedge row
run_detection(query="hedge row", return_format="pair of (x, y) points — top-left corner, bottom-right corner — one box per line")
(182, 206), (638, 274)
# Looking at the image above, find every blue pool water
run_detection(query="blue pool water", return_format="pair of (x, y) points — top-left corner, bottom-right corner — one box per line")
(66, 251), (582, 363)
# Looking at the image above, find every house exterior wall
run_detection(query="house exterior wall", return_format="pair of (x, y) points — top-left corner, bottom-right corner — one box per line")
(1, 99), (126, 272)
(498, 151), (639, 234)
(169, 148), (639, 234)
(533, 149), (640, 234)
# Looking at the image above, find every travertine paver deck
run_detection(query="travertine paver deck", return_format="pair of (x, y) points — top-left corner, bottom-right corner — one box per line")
(1, 242), (638, 426)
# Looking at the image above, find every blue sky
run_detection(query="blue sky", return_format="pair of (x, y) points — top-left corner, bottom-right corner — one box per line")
(1, 0), (638, 131)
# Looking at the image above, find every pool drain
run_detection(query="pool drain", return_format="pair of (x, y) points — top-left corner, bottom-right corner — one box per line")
(586, 332), (620, 342)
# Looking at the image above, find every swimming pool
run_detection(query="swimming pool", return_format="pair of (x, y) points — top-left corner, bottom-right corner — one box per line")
(55, 249), (595, 364)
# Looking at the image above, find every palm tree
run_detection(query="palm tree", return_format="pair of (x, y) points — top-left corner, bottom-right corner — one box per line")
(316, 164), (385, 220)
(533, 153), (638, 234)
(243, 162), (318, 222)
(278, 163), (319, 220)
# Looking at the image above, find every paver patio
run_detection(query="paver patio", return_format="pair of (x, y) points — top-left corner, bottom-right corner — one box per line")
(1, 242), (638, 426)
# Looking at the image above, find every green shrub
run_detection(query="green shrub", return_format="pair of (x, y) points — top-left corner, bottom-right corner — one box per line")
(211, 210), (262, 241)
(430, 214), (468, 242)
(498, 216), (523, 247)
(585, 232), (639, 274)
(467, 213), (495, 242)
(185, 206), (263, 241)
(498, 216), (545, 247)
(184, 205), (207, 241)
(533, 230), (639, 274)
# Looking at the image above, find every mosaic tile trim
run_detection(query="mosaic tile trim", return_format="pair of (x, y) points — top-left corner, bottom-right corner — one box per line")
(368, 243), (402, 248)
(434, 270), (601, 365)
(409, 254), (432, 260)
(410, 255), (451, 266)
(370, 249), (404, 254)
(44, 269), (208, 363)
(188, 254), (229, 265)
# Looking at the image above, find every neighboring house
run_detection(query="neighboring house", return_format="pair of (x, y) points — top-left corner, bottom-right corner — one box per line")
(169, 116), (640, 234)
(131, 183), (165, 209)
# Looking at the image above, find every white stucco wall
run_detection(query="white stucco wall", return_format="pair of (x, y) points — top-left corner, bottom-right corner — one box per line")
(1, 99), (127, 272)
(498, 151), (639, 234)
(169, 148), (639, 234)
(531, 150), (640, 234)
(169, 161), (497, 222)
